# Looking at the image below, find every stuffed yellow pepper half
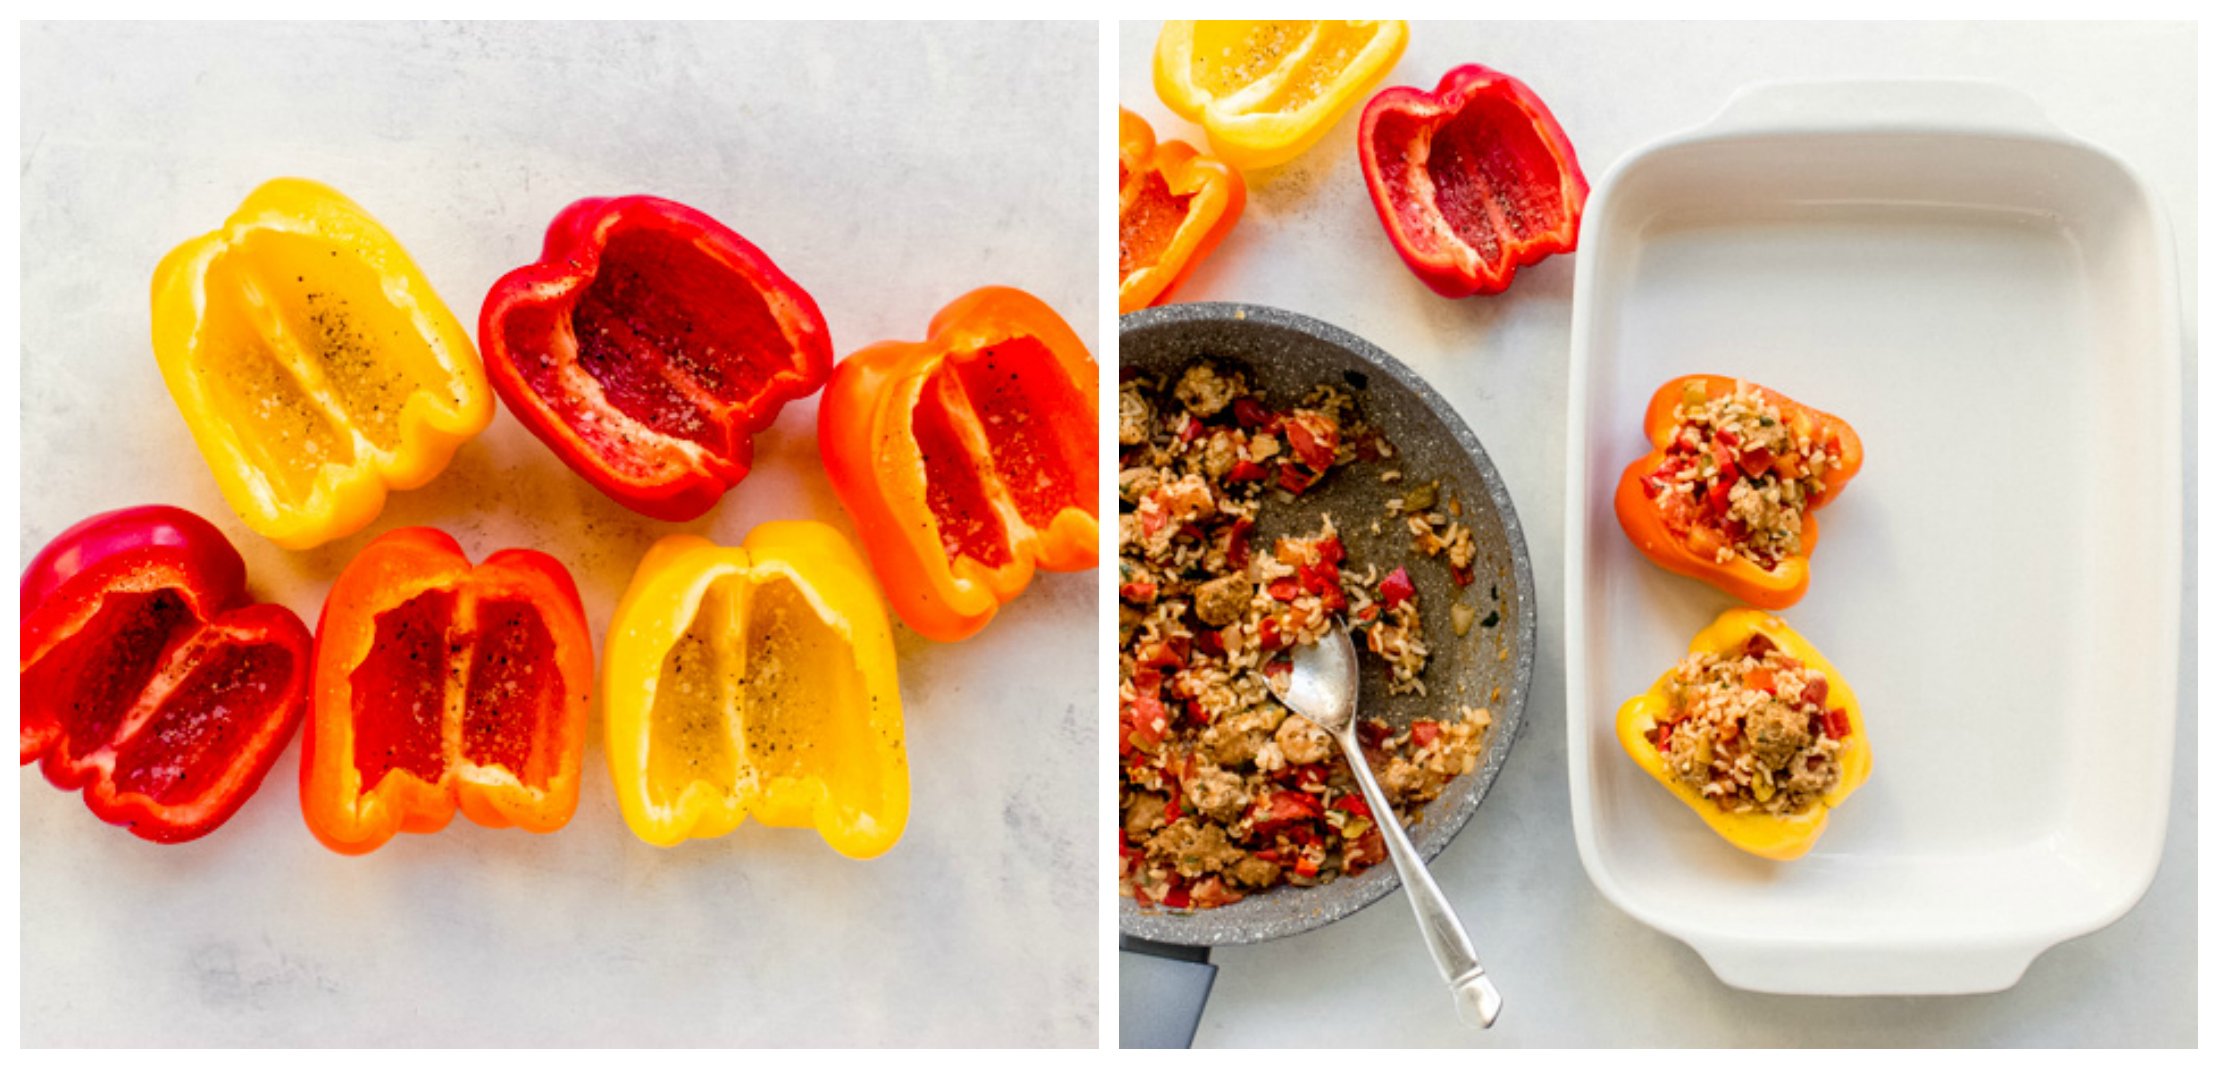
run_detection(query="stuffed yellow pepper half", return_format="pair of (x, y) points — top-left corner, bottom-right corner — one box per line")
(1617, 609), (1870, 860)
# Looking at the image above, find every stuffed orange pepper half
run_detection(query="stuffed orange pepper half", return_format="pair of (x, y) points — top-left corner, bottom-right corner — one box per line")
(602, 524), (907, 857)
(1617, 609), (1871, 860)
(302, 528), (593, 855)
(818, 286), (1098, 642)
(1615, 375), (1863, 609)
(151, 178), (492, 549)
(1119, 108), (1245, 313)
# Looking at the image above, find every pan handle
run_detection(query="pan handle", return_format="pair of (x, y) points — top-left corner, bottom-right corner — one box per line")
(1118, 936), (1216, 1048)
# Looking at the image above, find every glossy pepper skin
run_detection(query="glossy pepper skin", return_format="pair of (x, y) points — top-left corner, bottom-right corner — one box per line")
(1119, 109), (1246, 313)
(151, 178), (493, 550)
(479, 195), (832, 521)
(1359, 64), (1589, 298)
(301, 527), (593, 855)
(1615, 375), (1865, 609)
(1617, 609), (1871, 860)
(21, 506), (312, 842)
(603, 524), (908, 857)
(818, 287), (1098, 642)
(1154, 20), (1409, 171)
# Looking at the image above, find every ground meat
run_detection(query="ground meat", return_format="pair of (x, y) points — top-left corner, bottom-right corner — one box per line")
(1230, 855), (1283, 887)
(1193, 575), (1252, 627)
(1173, 363), (1241, 417)
(1274, 714), (1333, 765)
(1745, 698), (1812, 769)
(1183, 765), (1249, 823)
(1124, 791), (1167, 838)
(1150, 820), (1243, 878)
(1118, 381), (1154, 446)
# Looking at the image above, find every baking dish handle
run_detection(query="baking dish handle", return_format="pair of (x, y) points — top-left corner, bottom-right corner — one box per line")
(1693, 933), (2050, 996)
(1697, 79), (2060, 140)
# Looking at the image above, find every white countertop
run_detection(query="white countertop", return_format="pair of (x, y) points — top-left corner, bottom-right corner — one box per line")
(19, 22), (1098, 1046)
(1119, 19), (2196, 1047)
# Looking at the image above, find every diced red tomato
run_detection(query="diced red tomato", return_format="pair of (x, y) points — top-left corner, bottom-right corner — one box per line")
(1254, 789), (1321, 827)
(1194, 628), (1226, 657)
(1256, 617), (1283, 652)
(1823, 709), (1851, 740)
(1716, 429), (1740, 449)
(1285, 413), (1340, 470)
(1119, 580), (1157, 603)
(1410, 720), (1442, 749)
(1739, 447), (1774, 478)
(1802, 674), (1829, 709)
(1222, 517), (1254, 571)
(1377, 566), (1415, 607)
(1705, 477), (1734, 518)
(1136, 641), (1184, 670)
(1267, 577), (1301, 601)
(1233, 397), (1277, 431)
(1277, 463), (1318, 495)
(1742, 633), (1777, 658)
(1161, 884), (1192, 909)
(1316, 537), (1345, 565)
(1226, 459), (1267, 483)
(1331, 794), (1373, 820)
(1178, 415), (1204, 442)
(1744, 667), (1777, 695)
(1294, 765), (1328, 790)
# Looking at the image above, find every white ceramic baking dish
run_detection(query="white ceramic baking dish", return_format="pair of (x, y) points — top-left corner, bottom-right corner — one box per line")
(1562, 80), (2181, 995)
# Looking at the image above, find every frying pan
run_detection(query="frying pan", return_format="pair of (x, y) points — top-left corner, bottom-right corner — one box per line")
(1117, 303), (1537, 1047)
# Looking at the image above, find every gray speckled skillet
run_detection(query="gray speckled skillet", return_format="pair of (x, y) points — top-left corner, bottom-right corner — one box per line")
(1119, 303), (1537, 963)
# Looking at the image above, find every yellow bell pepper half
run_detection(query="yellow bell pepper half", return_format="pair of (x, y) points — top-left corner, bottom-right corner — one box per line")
(604, 523), (909, 857)
(1153, 19), (1410, 171)
(1616, 609), (1872, 860)
(151, 178), (491, 550)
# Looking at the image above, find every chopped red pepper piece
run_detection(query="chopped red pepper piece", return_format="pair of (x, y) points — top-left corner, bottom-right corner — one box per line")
(20, 506), (312, 843)
(1225, 459), (1268, 483)
(1377, 566), (1416, 607)
(1359, 64), (1588, 298)
(1267, 577), (1302, 601)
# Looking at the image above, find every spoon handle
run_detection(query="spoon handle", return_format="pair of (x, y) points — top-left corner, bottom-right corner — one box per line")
(1334, 724), (1502, 1029)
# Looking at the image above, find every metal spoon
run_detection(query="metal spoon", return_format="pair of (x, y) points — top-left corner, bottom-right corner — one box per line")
(1269, 622), (1502, 1029)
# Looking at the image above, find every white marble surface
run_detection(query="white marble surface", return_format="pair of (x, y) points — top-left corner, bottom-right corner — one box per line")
(19, 22), (1098, 1046)
(1120, 20), (2196, 1047)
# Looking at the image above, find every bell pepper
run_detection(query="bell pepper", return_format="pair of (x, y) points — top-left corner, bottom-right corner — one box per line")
(1616, 609), (1871, 860)
(301, 527), (593, 855)
(1119, 108), (1246, 313)
(1153, 20), (1410, 171)
(1615, 375), (1864, 609)
(20, 505), (312, 842)
(602, 524), (907, 857)
(1359, 64), (1589, 298)
(817, 287), (1098, 642)
(151, 178), (493, 550)
(478, 195), (832, 521)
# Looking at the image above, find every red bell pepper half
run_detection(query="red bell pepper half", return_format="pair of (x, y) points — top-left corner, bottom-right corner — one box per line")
(1359, 64), (1588, 298)
(479, 195), (833, 521)
(20, 506), (312, 843)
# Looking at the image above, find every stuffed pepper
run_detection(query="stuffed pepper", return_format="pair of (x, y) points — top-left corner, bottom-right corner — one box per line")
(301, 528), (593, 855)
(602, 524), (907, 857)
(1617, 609), (1871, 860)
(1119, 108), (1245, 313)
(1153, 20), (1409, 171)
(1359, 64), (1588, 298)
(479, 195), (832, 521)
(151, 179), (493, 549)
(1615, 375), (1864, 609)
(818, 286), (1098, 642)
(21, 505), (313, 842)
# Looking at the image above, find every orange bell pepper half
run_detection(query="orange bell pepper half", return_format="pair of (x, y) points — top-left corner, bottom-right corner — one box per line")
(301, 527), (593, 855)
(1119, 108), (1245, 313)
(818, 287), (1098, 642)
(1614, 375), (1863, 609)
